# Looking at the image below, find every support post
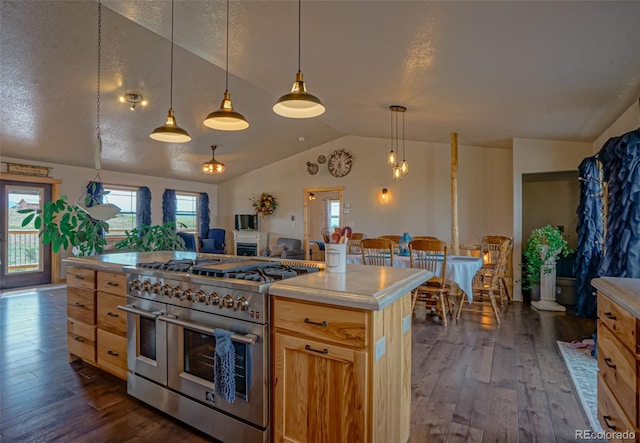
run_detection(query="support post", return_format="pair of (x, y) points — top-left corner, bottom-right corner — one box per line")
(450, 132), (459, 255)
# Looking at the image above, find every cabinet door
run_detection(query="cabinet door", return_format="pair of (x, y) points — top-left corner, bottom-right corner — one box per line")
(273, 332), (367, 443)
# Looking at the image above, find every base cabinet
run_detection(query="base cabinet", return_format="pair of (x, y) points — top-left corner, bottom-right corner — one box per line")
(271, 293), (412, 443)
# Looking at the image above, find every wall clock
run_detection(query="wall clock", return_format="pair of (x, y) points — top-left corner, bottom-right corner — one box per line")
(328, 149), (353, 177)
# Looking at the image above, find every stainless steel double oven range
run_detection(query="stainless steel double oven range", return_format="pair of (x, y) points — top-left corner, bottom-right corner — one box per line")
(118, 258), (319, 443)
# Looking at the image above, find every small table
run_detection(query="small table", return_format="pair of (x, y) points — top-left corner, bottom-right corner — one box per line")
(346, 253), (483, 302)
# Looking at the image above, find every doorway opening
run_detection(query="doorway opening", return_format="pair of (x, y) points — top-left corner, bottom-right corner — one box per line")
(303, 187), (344, 260)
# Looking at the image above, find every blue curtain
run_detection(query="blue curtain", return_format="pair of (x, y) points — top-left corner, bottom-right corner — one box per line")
(162, 189), (177, 225)
(198, 192), (210, 239)
(137, 186), (152, 232)
(598, 129), (640, 278)
(86, 181), (103, 206)
(574, 157), (604, 318)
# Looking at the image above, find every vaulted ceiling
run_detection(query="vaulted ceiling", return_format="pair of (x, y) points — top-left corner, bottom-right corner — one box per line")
(2, 1), (639, 183)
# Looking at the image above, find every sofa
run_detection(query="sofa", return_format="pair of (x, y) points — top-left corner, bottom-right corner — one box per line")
(262, 237), (305, 260)
(200, 228), (226, 254)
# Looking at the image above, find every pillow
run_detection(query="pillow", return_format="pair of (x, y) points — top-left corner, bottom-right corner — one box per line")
(269, 244), (286, 257)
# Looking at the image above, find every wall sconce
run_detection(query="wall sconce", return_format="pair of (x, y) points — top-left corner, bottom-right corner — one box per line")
(308, 192), (316, 201)
(381, 188), (388, 202)
(119, 93), (147, 111)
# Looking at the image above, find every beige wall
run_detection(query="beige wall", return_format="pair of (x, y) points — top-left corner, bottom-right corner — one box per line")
(218, 135), (513, 253)
(593, 98), (640, 153)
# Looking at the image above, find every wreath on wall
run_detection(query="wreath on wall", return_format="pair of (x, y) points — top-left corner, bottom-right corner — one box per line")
(251, 193), (278, 218)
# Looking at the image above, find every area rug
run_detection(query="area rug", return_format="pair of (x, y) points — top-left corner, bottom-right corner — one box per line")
(557, 340), (603, 434)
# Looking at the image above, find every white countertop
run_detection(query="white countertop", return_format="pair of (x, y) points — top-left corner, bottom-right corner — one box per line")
(64, 251), (226, 271)
(269, 264), (431, 311)
(592, 277), (640, 318)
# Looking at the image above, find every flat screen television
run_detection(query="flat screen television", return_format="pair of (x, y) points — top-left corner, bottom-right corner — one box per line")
(235, 214), (258, 231)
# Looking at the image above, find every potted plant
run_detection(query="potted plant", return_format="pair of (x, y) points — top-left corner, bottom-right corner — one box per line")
(522, 224), (572, 311)
(19, 195), (109, 256)
(114, 222), (186, 252)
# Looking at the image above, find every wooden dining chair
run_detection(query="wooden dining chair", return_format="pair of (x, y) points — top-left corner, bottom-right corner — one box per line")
(379, 235), (401, 244)
(412, 236), (440, 241)
(457, 239), (509, 324)
(347, 232), (366, 253)
(408, 239), (454, 326)
(480, 235), (512, 305)
(361, 238), (394, 266)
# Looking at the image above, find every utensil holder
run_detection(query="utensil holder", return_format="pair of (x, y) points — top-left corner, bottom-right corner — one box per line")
(325, 243), (347, 273)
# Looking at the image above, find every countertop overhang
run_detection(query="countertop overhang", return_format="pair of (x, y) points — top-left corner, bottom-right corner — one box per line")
(592, 277), (640, 317)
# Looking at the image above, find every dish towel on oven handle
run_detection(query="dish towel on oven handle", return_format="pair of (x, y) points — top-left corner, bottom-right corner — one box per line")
(214, 328), (236, 403)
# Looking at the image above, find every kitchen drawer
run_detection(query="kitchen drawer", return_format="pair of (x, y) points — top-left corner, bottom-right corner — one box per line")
(97, 329), (127, 380)
(273, 298), (367, 348)
(598, 375), (637, 441)
(598, 324), (637, 426)
(97, 292), (127, 336)
(599, 293), (637, 353)
(67, 286), (96, 325)
(97, 271), (127, 297)
(67, 320), (96, 363)
(66, 266), (95, 290)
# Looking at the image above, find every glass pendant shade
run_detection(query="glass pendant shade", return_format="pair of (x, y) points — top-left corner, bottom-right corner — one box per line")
(392, 165), (402, 181)
(150, 108), (192, 143)
(203, 91), (249, 130)
(273, 72), (325, 118)
(387, 150), (397, 166)
(400, 159), (409, 175)
(202, 145), (225, 174)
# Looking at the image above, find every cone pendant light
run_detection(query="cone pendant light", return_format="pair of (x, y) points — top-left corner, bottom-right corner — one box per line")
(273, 0), (325, 118)
(203, 0), (249, 131)
(150, 0), (191, 143)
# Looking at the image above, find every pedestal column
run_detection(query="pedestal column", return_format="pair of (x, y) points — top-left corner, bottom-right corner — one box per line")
(532, 258), (566, 312)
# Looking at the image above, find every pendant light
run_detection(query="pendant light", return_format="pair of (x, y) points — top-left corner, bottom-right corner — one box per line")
(150, 0), (191, 143)
(203, 0), (249, 131)
(273, 0), (325, 118)
(386, 107), (397, 166)
(202, 145), (226, 174)
(398, 106), (409, 175)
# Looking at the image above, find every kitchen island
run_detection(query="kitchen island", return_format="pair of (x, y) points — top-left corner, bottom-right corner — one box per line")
(64, 253), (429, 443)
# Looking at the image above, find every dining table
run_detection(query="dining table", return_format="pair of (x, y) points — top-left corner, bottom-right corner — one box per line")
(346, 253), (483, 303)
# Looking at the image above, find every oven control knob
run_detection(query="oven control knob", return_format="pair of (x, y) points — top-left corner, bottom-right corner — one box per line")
(195, 290), (207, 303)
(142, 280), (151, 292)
(208, 292), (220, 305)
(236, 296), (250, 311)
(183, 288), (194, 301)
(222, 295), (235, 309)
(172, 286), (183, 299)
(151, 283), (161, 294)
(161, 284), (172, 296)
(130, 279), (141, 291)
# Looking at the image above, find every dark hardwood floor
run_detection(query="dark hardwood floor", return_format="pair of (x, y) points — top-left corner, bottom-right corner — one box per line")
(1, 286), (600, 442)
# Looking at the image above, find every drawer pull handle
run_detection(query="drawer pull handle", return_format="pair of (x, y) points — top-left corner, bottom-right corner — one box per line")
(305, 344), (328, 355)
(107, 281), (119, 287)
(603, 415), (617, 430)
(604, 311), (617, 320)
(73, 302), (85, 307)
(106, 312), (119, 317)
(74, 275), (85, 280)
(604, 357), (617, 369)
(304, 318), (328, 327)
(107, 349), (119, 357)
(73, 336), (84, 342)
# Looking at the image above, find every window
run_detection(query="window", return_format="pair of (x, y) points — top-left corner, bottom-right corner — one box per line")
(327, 199), (341, 229)
(103, 186), (137, 237)
(176, 192), (198, 232)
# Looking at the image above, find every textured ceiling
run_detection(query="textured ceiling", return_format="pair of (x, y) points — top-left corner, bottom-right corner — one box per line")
(1, 0), (639, 184)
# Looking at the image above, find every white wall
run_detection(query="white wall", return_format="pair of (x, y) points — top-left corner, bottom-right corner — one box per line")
(218, 135), (513, 253)
(512, 138), (592, 300)
(593, 98), (640, 153)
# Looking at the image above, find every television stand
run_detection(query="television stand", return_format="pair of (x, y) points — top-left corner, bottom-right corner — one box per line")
(233, 231), (268, 256)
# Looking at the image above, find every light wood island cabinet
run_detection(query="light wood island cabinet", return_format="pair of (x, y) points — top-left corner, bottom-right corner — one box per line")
(593, 277), (640, 442)
(67, 266), (97, 364)
(270, 265), (429, 443)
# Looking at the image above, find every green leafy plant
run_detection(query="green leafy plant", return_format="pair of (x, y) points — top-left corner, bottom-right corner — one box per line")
(19, 196), (109, 256)
(114, 222), (186, 252)
(522, 224), (572, 290)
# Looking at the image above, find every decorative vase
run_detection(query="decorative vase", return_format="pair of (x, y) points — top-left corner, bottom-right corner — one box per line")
(398, 233), (411, 256)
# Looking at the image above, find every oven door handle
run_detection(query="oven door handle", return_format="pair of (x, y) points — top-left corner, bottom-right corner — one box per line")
(158, 315), (257, 346)
(117, 304), (163, 320)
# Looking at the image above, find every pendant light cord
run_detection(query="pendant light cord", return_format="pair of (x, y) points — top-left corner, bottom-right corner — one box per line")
(297, 0), (301, 73)
(170, 0), (175, 109)
(395, 108), (399, 160)
(402, 110), (406, 160)
(389, 107), (393, 151)
(225, 0), (229, 91)
(96, 0), (102, 139)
